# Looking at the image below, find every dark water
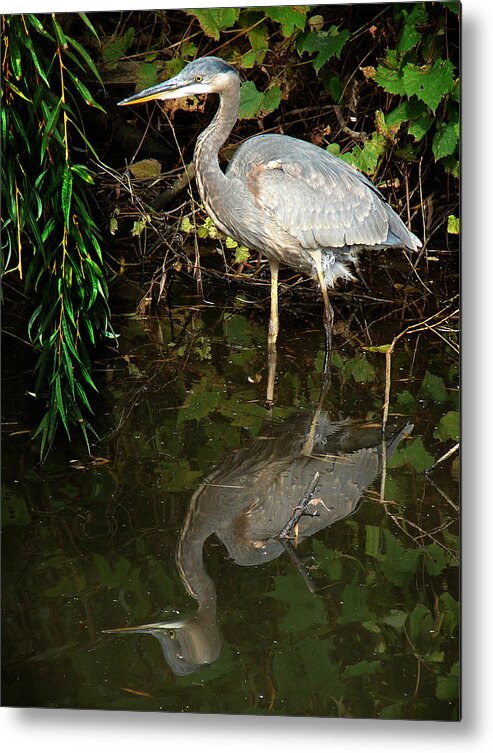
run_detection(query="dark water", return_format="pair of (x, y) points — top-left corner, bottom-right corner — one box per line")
(2, 256), (459, 719)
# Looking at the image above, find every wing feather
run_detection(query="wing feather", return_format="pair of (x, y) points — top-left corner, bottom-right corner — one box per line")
(227, 134), (396, 251)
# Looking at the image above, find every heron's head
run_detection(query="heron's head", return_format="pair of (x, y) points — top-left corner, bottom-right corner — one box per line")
(118, 56), (239, 107)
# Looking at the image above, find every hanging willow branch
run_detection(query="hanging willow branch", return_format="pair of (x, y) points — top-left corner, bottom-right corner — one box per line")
(1, 13), (114, 459)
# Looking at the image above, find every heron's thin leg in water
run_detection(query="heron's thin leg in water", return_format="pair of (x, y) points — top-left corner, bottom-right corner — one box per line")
(311, 251), (333, 372)
(266, 343), (277, 408)
(267, 258), (280, 347)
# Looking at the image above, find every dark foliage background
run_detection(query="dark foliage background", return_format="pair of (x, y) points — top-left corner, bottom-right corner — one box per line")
(1, 3), (460, 457)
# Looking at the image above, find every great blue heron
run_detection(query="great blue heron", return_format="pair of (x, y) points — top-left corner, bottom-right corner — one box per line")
(119, 56), (421, 363)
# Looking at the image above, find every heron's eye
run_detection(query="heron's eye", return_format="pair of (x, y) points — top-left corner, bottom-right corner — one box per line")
(195, 75), (203, 83)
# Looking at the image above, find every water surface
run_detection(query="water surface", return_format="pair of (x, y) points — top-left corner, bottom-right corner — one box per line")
(2, 257), (459, 719)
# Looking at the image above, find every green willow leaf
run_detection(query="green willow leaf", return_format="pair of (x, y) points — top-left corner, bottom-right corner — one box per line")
(54, 374), (70, 437)
(23, 34), (50, 86)
(66, 35), (104, 85)
(77, 12), (100, 40)
(65, 69), (106, 112)
(75, 381), (95, 413)
(61, 164), (73, 226)
(6, 81), (32, 102)
(40, 98), (62, 162)
(51, 14), (68, 50)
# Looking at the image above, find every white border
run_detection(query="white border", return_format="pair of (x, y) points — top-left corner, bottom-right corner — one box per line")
(2, 0), (491, 750)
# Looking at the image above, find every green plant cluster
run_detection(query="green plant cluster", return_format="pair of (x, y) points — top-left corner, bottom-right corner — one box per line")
(109, 4), (458, 178)
(1, 14), (113, 458)
(2, 5), (459, 460)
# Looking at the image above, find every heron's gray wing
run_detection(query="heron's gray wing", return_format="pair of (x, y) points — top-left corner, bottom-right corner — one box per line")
(254, 155), (390, 249)
(227, 134), (406, 249)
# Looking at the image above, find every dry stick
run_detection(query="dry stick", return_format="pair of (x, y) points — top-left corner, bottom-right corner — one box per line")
(277, 471), (320, 539)
(162, 111), (204, 298)
(426, 442), (460, 473)
(333, 104), (368, 143)
(379, 304), (459, 504)
(279, 539), (317, 594)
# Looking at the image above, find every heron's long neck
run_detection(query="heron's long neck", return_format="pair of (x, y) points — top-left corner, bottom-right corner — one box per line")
(193, 81), (240, 221)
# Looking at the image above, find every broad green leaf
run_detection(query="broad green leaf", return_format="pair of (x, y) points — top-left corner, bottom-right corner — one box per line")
(439, 592), (460, 636)
(383, 609), (408, 630)
(239, 81), (281, 119)
(402, 59), (455, 113)
(421, 370), (448, 402)
(365, 525), (383, 560)
(436, 674), (459, 701)
(337, 575), (375, 625)
(340, 134), (387, 176)
(187, 8), (240, 40)
(177, 377), (223, 424)
(424, 543), (451, 576)
(387, 437), (435, 472)
(447, 214), (460, 234)
(409, 603), (433, 644)
(297, 26), (350, 73)
(374, 50), (406, 96)
(434, 410), (459, 441)
(342, 660), (381, 680)
(408, 111), (434, 141)
(344, 355), (377, 383)
(234, 245), (250, 264)
(102, 27), (135, 66)
(262, 6), (308, 36)
(380, 702), (404, 719)
(381, 529), (421, 586)
(397, 3), (428, 54)
(244, 22), (269, 66)
(135, 62), (159, 92)
(432, 120), (459, 160)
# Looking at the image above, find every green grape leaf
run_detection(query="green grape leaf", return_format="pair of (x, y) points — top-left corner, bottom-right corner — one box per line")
(402, 59), (455, 113)
(297, 26), (350, 72)
(239, 81), (281, 119)
(187, 8), (240, 40)
(447, 214), (460, 234)
(432, 120), (459, 160)
(374, 50), (406, 95)
(262, 6), (308, 36)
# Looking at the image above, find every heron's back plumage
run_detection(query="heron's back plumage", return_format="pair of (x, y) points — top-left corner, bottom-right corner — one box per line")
(226, 134), (421, 285)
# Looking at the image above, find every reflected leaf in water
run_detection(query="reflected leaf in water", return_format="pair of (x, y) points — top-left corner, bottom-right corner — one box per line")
(104, 407), (411, 676)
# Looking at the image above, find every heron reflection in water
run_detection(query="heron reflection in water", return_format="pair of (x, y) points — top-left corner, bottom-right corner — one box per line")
(119, 57), (421, 371)
(104, 411), (412, 676)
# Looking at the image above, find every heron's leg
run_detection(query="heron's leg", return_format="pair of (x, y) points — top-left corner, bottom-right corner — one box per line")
(267, 258), (280, 347)
(310, 252), (334, 372)
(266, 258), (280, 407)
(266, 344), (277, 408)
